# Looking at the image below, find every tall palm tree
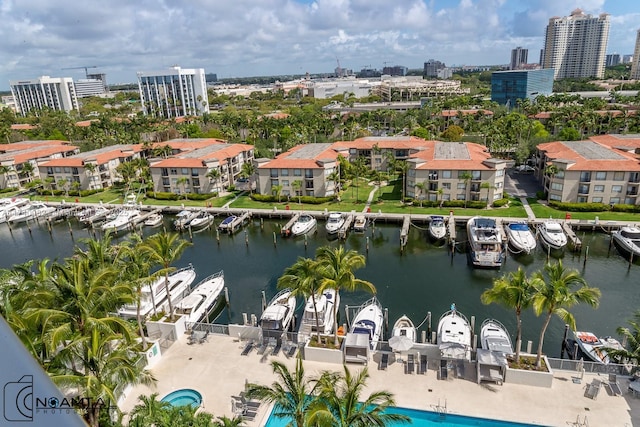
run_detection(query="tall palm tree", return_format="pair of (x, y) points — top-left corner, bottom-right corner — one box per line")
(292, 179), (303, 203)
(245, 358), (319, 427)
(177, 176), (190, 199)
(271, 184), (283, 203)
(309, 364), (410, 427)
(0, 165), (11, 188)
(316, 246), (375, 345)
(605, 311), (640, 365)
(129, 393), (172, 426)
(459, 171), (472, 208)
(415, 182), (426, 207)
(481, 267), (537, 363)
(240, 161), (256, 193)
(206, 168), (221, 194)
(531, 261), (601, 368)
(139, 232), (192, 321)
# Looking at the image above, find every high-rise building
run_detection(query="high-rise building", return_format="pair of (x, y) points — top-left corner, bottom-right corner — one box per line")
(10, 76), (79, 116)
(491, 69), (554, 108)
(606, 53), (621, 67)
(510, 47), (528, 70)
(137, 66), (208, 118)
(423, 59), (446, 78)
(382, 65), (408, 77)
(542, 9), (610, 79)
(74, 79), (107, 98)
(631, 30), (640, 80)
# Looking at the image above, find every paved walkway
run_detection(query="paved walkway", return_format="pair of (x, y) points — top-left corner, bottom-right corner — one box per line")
(222, 191), (247, 209)
(363, 185), (379, 213)
(520, 197), (536, 221)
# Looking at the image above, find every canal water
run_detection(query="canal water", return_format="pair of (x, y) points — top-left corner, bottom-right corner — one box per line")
(1, 215), (638, 358)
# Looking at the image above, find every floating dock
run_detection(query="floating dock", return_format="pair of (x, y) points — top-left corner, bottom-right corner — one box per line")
(280, 212), (300, 237)
(338, 212), (355, 240)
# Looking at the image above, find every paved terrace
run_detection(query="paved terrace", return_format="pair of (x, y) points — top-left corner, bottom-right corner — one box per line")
(120, 334), (640, 427)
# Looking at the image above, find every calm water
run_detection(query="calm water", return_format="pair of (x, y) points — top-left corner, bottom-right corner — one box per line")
(1, 215), (639, 358)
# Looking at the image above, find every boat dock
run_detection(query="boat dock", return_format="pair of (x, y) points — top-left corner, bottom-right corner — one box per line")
(225, 211), (251, 234)
(400, 215), (411, 249)
(337, 212), (355, 240)
(562, 222), (582, 251)
(135, 208), (163, 226)
(280, 212), (300, 237)
(43, 206), (79, 221)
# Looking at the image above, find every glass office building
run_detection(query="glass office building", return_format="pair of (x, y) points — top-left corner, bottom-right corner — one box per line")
(490, 69), (554, 108)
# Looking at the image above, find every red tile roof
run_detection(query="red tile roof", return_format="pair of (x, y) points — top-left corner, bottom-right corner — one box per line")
(332, 136), (428, 150)
(438, 109), (494, 118)
(538, 137), (640, 171)
(0, 140), (70, 153)
(259, 144), (339, 169)
(409, 141), (496, 170)
(2, 146), (79, 165)
(150, 158), (206, 168)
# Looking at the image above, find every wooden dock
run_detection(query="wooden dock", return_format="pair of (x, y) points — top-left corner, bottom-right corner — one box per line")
(134, 208), (163, 226)
(43, 206), (79, 221)
(400, 215), (411, 249)
(226, 211), (251, 234)
(338, 212), (355, 240)
(447, 213), (457, 245)
(562, 222), (582, 251)
(280, 212), (300, 237)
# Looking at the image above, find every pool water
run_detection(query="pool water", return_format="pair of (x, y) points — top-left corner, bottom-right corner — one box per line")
(160, 389), (203, 408)
(264, 405), (546, 427)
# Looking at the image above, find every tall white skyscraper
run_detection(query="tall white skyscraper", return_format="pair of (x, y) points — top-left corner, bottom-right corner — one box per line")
(137, 66), (208, 119)
(510, 47), (528, 70)
(542, 9), (610, 79)
(10, 76), (79, 116)
(631, 30), (640, 80)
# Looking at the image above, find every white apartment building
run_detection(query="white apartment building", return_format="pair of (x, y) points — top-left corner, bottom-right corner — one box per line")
(542, 9), (610, 79)
(137, 66), (208, 118)
(631, 30), (640, 80)
(10, 76), (79, 116)
(74, 79), (107, 98)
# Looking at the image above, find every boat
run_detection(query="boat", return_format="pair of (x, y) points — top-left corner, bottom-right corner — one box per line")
(437, 303), (472, 360)
(0, 198), (29, 223)
(466, 217), (505, 268)
(8, 202), (56, 224)
(480, 319), (513, 354)
(290, 214), (317, 236)
(78, 206), (109, 225)
(218, 215), (237, 233)
(325, 212), (345, 235)
(188, 211), (214, 230)
(174, 270), (225, 324)
(117, 264), (197, 319)
(144, 213), (164, 227)
(505, 221), (537, 254)
(349, 297), (384, 350)
(573, 331), (621, 365)
(391, 314), (417, 343)
(353, 215), (368, 233)
(174, 210), (198, 230)
(101, 208), (141, 233)
(297, 288), (339, 344)
(260, 289), (296, 336)
(611, 226), (640, 260)
(538, 220), (567, 251)
(428, 215), (447, 240)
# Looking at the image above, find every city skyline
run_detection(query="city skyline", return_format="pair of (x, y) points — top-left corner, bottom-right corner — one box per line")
(1, 0), (639, 91)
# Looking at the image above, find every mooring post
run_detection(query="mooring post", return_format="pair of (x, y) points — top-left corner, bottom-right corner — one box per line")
(216, 228), (220, 245)
(427, 312), (432, 342)
(366, 236), (369, 253)
(273, 231), (277, 247)
(304, 233), (308, 250)
(561, 324), (569, 359)
(526, 341), (533, 354)
(583, 245), (589, 268)
(245, 230), (248, 246)
(260, 217), (263, 230)
(630, 251), (634, 270)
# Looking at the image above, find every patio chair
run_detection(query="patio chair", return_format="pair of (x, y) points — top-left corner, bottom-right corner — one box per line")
(439, 360), (448, 380)
(584, 379), (602, 400)
(241, 341), (255, 356)
(608, 373), (622, 396)
(419, 354), (428, 375)
(405, 353), (415, 375)
(285, 343), (298, 358)
(378, 352), (389, 371)
(198, 330), (209, 344)
(272, 341), (282, 356)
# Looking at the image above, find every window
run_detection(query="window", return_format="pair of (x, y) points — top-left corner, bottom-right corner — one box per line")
(181, 168), (188, 175)
(550, 182), (563, 191)
(72, 168), (79, 175)
(577, 196), (587, 203)
(592, 197), (603, 203)
(294, 169), (301, 176)
(191, 168), (199, 177)
(162, 178), (169, 186)
(495, 182), (502, 189)
(456, 193), (466, 200)
(281, 169), (289, 176)
(428, 170), (438, 180)
(614, 171), (624, 181)
(305, 181), (313, 189)
(55, 167), (61, 173)
(594, 185), (604, 192)
(271, 179), (279, 186)
(408, 169), (415, 177)
(496, 169), (504, 177)
(170, 168), (178, 175)
(442, 182), (451, 190)
(64, 167), (71, 173)
(578, 185), (589, 194)
(270, 169), (278, 178)
(306, 190), (314, 197)
(595, 172), (606, 181)
(305, 169), (313, 178)
(471, 171), (481, 180)
(442, 170), (452, 179)
(457, 170), (469, 179)
(556, 169), (565, 178)
(579, 172), (591, 182)
(610, 197), (620, 204)
(612, 185), (622, 193)
(457, 182), (466, 189)
(442, 194), (451, 201)
(625, 197), (636, 204)
(161, 168), (169, 176)
(47, 167), (53, 175)
(549, 194), (562, 201)
(192, 178), (200, 187)
(282, 180), (289, 187)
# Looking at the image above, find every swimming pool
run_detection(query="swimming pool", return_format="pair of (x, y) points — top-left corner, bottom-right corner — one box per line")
(264, 405), (546, 426)
(160, 389), (203, 408)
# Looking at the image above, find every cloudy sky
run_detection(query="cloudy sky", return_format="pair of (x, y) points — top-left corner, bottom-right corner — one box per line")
(1, 0), (639, 89)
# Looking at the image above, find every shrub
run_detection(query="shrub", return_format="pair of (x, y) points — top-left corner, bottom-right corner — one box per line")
(493, 198), (509, 208)
(536, 191), (547, 200)
(441, 200), (465, 208)
(227, 184), (236, 191)
(146, 191), (179, 201)
(548, 201), (608, 212)
(467, 201), (488, 209)
(79, 189), (101, 197)
(185, 193), (210, 201)
(611, 204), (640, 213)
(0, 187), (18, 194)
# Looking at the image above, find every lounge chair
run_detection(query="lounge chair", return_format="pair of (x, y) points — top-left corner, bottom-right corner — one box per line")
(256, 340), (268, 355)
(241, 341), (255, 356)
(405, 353), (415, 374)
(378, 353), (389, 371)
(198, 330), (209, 344)
(419, 354), (428, 375)
(584, 379), (602, 400)
(272, 341), (282, 356)
(608, 373), (622, 396)
(285, 343), (297, 358)
(439, 360), (448, 380)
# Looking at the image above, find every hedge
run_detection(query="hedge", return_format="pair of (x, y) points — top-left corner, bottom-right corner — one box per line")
(548, 201), (609, 212)
(611, 204), (640, 213)
(0, 187), (18, 194)
(250, 194), (334, 204)
(492, 198), (509, 208)
(146, 191), (179, 201)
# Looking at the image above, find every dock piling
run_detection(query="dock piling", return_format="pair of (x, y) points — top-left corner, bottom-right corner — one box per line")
(561, 324), (569, 359)
(245, 230), (249, 246)
(583, 245), (589, 268)
(366, 236), (369, 253)
(273, 231), (277, 247)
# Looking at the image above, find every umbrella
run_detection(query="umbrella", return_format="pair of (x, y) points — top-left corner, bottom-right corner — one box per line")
(388, 335), (414, 352)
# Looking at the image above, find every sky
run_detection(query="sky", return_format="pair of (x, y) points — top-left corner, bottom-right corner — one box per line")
(1, 0), (639, 90)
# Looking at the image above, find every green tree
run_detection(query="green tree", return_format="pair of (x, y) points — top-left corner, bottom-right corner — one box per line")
(177, 176), (189, 199)
(240, 161), (256, 193)
(206, 168), (221, 194)
(441, 125), (464, 141)
(291, 179), (303, 204)
(415, 181), (427, 207)
(128, 393), (172, 426)
(605, 311), (640, 365)
(271, 184), (283, 202)
(459, 171), (472, 208)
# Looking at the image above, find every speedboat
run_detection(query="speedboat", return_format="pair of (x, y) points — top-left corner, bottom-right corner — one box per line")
(391, 314), (417, 343)
(174, 270), (225, 324)
(8, 202), (56, 224)
(506, 221), (537, 254)
(466, 217), (504, 268)
(260, 289), (296, 334)
(573, 331), (621, 365)
(297, 288), (339, 344)
(611, 226), (640, 260)
(144, 213), (164, 227)
(0, 198), (29, 223)
(101, 208), (141, 233)
(349, 297), (384, 350)
(437, 303), (472, 360)
(174, 210), (198, 230)
(429, 215), (447, 241)
(325, 212), (345, 235)
(218, 215), (237, 233)
(353, 215), (367, 233)
(117, 264), (197, 319)
(188, 211), (214, 230)
(78, 206), (109, 225)
(291, 214), (317, 236)
(538, 220), (567, 251)
(480, 319), (513, 354)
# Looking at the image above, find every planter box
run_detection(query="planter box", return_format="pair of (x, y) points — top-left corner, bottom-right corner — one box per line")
(504, 355), (554, 388)
(140, 340), (162, 368)
(303, 341), (344, 364)
(146, 314), (187, 342)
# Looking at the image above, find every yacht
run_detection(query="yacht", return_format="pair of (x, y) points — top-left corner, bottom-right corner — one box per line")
(144, 213), (164, 227)
(349, 297), (384, 350)
(78, 206), (110, 225)
(505, 221), (537, 254)
(466, 217), (504, 268)
(297, 288), (339, 344)
(174, 210), (198, 230)
(101, 208), (141, 233)
(218, 215), (237, 233)
(353, 215), (368, 233)
(480, 319), (513, 354)
(325, 212), (345, 235)
(391, 314), (417, 343)
(117, 264), (197, 319)
(260, 289), (296, 336)
(437, 303), (472, 360)
(428, 215), (447, 241)
(538, 220), (567, 251)
(174, 270), (225, 324)
(611, 226), (640, 260)
(8, 202), (56, 224)
(0, 198), (29, 223)
(573, 331), (621, 365)
(188, 211), (214, 230)
(290, 214), (317, 236)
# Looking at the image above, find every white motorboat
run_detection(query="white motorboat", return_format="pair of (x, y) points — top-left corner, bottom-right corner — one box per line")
(437, 303), (472, 360)
(188, 211), (214, 230)
(391, 314), (417, 343)
(144, 213), (164, 227)
(297, 288), (339, 344)
(480, 319), (513, 354)
(0, 198), (29, 223)
(260, 289), (296, 334)
(573, 331), (621, 365)
(290, 214), (317, 236)
(349, 297), (384, 350)
(174, 270), (225, 324)
(611, 226), (640, 260)
(101, 208), (141, 233)
(325, 212), (345, 235)
(353, 215), (368, 233)
(218, 215), (237, 233)
(506, 221), (537, 254)
(174, 210), (198, 230)
(466, 217), (504, 268)
(429, 215), (447, 241)
(8, 202), (56, 224)
(78, 206), (109, 225)
(538, 220), (567, 251)
(117, 264), (197, 319)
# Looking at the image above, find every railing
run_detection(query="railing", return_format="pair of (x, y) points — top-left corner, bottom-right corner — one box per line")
(546, 357), (629, 376)
(186, 322), (229, 335)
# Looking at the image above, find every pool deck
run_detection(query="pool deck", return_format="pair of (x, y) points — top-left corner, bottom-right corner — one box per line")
(120, 334), (640, 426)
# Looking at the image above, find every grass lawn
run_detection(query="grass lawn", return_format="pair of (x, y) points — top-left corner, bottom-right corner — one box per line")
(527, 198), (640, 222)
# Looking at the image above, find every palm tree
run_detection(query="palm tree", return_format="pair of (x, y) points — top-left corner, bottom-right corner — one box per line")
(292, 179), (303, 204)
(605, 311), (640, 365)
(240, 161), (256, 193)
(245, 358), (319, 427)
(139, 232), (192, 321)
(309, 364), (410, 427)
(459, 171), (472, 208)
(206, 168), (221, 194)
(214, 415), (246, 427)
(0, 165), (11, 188)
(176, 176), (189, 199)
(84, 162), (97, 189)
(316, 246), (375, 345)
(415, 182), (426, 207)
(43, 176), (55, 196)
(20, 161), (35, 184)
(271, 184), (283, 203)
(481, 267), (537, 363)
(531, 261), (601, 368)
(57, 178), (69, 197)
(129, 393), (172, 426)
